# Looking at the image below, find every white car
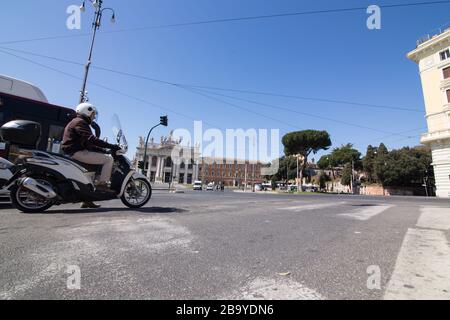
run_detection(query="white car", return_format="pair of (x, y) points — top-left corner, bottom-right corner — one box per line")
(206, 183), (215, 191)
(193, 181), (203, 191)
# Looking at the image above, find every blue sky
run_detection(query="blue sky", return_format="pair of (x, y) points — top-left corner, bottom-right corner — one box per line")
(0, 0), (448, 161)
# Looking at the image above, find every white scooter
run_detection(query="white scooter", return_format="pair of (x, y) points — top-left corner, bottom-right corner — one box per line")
(0, 116), (152, 213)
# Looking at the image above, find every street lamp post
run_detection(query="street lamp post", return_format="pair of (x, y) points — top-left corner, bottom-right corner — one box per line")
(351, 159), (355, 194)
(79, 0), (116, 103)
(424, 169), (429, 197)
(296, 155), (300, 193)
(142, 116), (168, 175)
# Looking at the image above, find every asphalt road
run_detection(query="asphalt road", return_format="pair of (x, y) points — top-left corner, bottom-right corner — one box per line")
(0, 190), (449, 300)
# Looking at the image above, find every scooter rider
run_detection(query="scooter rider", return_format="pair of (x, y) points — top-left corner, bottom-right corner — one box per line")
(62, 103), (120, 208)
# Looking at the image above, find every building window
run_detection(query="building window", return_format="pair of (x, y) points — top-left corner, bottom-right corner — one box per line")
(447, 89), (450, 103)
(179, 173), (185, 184)
(151, 156), (158, 167)
(440, 49), (450, 61)
(444, 67), (450, 79)
(165, 157), (173, 168)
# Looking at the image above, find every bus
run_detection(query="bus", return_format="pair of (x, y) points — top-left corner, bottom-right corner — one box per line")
(0, 75), (76, 158)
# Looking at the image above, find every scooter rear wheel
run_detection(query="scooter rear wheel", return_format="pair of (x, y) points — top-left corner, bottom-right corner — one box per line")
(10, 178), (54, 213)
(121, 178), (152, 209)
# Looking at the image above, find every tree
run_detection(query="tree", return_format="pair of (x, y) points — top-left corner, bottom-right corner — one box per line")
(378, 143), (388, 156)
(363, 145), (378, 183)
(317, 155), (332, 170)
(319, 172), (331, 190)
(269, 156), (298, 182)
(374, 146), (434, 188)
(282, 130), (331, 187)
(341, 164), (353, 186)
(330, 144), (362, 168)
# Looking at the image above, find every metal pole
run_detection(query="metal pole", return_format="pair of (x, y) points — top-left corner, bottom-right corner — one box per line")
(351, 160), (355, 194)
(297, 155), (300, 192)
(244, 163), (248, 192)
(424, 170), (429, 197)
(252, 162), (255, 192)
(79, 0), (103, 103)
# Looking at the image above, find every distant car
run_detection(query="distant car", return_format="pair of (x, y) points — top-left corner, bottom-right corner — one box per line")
(206, 183), (215, 191)
(193, 181), (203, 191)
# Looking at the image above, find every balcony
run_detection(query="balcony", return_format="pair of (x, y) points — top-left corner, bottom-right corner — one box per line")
(441, 78), (450, 90)
(421, 129), (450, 144)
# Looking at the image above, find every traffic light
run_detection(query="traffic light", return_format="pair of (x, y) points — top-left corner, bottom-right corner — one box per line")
(138, 161), (145, 170)
(160, 116), (168, 127)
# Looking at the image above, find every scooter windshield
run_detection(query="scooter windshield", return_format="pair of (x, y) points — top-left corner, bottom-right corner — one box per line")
(112, 114), (128, 153)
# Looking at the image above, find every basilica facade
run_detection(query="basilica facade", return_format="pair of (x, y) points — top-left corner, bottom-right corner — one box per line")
(134, 133), (200, 185)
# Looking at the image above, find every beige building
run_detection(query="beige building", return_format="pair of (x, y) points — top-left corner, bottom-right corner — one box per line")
(408, 28), (450, 198)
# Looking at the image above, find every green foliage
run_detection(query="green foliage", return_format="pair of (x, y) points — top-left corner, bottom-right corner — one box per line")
(317, 144), (361, 171)
(269, 156), (297, 181)
(282, 130), (331, 158)
(378, 143), (389, 156)
(317, 155), (331, 170)
(341, 164), (353, 186)
(319, 172), (331, 189)
(362, 145), (378, 183)
(329, 144), (361, 168)
(374, 146), (433, 187)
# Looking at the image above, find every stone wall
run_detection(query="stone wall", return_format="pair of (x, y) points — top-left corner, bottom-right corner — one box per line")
(360, 185), (427, 196)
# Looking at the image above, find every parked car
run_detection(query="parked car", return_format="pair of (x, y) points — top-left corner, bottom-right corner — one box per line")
(206, 183), (215, 191)
(193, 181), (203, 191)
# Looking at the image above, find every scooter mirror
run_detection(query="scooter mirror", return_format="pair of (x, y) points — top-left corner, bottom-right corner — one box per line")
(91, 121), (101, 139)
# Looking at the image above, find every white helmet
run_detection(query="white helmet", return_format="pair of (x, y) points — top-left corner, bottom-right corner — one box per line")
(76, 102), (97, 121)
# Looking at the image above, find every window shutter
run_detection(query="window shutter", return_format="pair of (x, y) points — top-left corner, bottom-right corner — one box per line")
(444, 67), (450, 79)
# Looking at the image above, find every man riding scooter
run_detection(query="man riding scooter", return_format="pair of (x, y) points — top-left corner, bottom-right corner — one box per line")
(62, 102), (121, 209)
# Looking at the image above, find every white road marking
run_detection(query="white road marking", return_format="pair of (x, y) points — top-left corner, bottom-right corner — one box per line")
(226, 277), (326, 300)
(384, 228), (450, 300)
(338, 205), (393, 221)
(280, 202), (346, 212)
(417, 207), (450, 230)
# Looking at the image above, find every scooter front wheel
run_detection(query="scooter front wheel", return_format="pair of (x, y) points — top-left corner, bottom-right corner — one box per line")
(121, 178), (152, 209)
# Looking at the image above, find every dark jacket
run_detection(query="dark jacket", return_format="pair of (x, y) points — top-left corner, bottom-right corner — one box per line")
(62, 115), (114, 155)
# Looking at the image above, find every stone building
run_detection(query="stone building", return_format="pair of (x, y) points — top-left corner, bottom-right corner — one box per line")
(408, 28), (450, 198)
(134, 133), (200, 184)
(198, 157), (266, 187)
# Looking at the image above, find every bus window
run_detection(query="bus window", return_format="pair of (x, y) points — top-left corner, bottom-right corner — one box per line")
(47, 124), (65, 153)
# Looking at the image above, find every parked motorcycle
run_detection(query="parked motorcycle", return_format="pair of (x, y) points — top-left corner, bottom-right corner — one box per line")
(0, 116), (152, 213)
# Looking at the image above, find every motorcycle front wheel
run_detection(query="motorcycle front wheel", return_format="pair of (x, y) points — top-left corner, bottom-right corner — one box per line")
(121, 178), (152, 209)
